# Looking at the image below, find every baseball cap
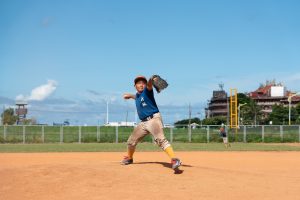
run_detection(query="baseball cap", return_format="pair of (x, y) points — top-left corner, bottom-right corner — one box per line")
(134, 76), (147, 85)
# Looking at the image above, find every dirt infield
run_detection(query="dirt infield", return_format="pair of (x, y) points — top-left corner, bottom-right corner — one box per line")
(1, 152), (300, 200)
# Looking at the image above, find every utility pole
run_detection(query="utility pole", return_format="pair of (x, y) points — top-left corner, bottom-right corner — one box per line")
(188, 103), (192, 126)
(188, 103), (192, 142)
(2, 106), (5, 125)
(106, 100), (109, 125)
(197, 112), (202, 127)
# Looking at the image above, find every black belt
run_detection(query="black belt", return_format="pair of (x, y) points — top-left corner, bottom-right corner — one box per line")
(141, 112), (159, 122)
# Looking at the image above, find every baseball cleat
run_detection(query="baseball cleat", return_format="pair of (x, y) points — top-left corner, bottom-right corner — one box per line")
(171, 158), (181, 170)
(121, 156), (133, 165)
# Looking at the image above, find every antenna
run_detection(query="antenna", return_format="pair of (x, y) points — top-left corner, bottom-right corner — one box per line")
(219, 83), (224, 91)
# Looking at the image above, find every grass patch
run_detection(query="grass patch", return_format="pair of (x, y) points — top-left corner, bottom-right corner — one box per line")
(1, 142), (300, 153)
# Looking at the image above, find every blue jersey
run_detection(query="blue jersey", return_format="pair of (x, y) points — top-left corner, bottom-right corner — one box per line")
(135, 88), (159, 120)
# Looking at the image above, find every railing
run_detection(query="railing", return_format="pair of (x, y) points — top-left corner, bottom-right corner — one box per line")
(0, 125), (300, 144)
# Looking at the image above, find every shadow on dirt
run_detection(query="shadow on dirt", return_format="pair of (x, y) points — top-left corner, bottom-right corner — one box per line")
(134, 162), (192, 174)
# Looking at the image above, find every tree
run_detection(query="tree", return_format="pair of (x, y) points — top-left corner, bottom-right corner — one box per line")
(202, 116), (227, 126)
(294, 103), (300, 124)
(237, 93), (262, 125)
(296, 103), (300, 116)
(174, 118), (201, 128)
(237, 93), (251, 105)
(247, 99), (262, 125)
(1, 108), (18, 125)
(23, 117), (37, 125)
(268, 104), (297, 125)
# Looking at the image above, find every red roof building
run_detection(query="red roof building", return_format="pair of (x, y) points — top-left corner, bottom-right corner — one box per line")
(249, 84), (300, 118)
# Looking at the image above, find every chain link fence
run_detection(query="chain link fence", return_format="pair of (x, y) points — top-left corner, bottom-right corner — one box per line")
(0, 125), (300, 144)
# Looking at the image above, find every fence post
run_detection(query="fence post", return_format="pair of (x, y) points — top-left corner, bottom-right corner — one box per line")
(188, 125), (191, 142)
(60, 126), (63, 144)
(97, 126), (100, 142)
(299, 126), (300, 143)
(42, 126), (45, 143)
(78, 126), (81, 143)
(170, 127), (173, 143)
(23, 125), (26, 144)
(262, 125), (264, 143)
(207, 126), (210, 143)
(243, 126), (246, 143)
(115, 126), (118, 143)
(3, 125), (6, 142)
(280, 125), (283, 142)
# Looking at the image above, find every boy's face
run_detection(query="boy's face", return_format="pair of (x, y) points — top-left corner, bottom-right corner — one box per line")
(135, 80), (146, 93)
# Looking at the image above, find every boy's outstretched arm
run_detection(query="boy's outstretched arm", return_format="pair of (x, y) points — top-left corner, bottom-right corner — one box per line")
(147, 77), (155, 91)
(123, 93), (135, 100)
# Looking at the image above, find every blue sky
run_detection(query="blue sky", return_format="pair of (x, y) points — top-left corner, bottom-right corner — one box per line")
(1, 0), (300, 125)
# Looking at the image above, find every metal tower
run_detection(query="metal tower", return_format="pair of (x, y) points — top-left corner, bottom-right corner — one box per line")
(230, 89), (238, 129)
(15, 101), (28, 125)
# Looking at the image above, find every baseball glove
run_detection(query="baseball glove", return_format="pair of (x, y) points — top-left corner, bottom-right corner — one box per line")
(151, 75), (169, 93)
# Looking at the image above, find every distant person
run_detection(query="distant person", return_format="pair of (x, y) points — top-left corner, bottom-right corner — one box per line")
(121, 75), (181, 171)
(220, 125), (231, 148)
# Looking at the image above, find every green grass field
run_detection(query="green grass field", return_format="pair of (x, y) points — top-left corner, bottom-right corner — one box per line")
(1, 142), (300, 153)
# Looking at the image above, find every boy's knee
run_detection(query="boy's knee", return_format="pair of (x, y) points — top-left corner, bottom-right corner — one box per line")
(127, 141), (136, 148)
(155, 138), (170, 150)
(127, 137), (138, 147)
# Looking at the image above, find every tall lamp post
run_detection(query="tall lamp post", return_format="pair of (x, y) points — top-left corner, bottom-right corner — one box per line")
(238, 103), (247, 128)
(288, 92), (300, 125)
(197, 112), (203, 127)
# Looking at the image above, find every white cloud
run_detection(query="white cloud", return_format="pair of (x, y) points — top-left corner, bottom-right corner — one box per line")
(16, 80), (58, 101)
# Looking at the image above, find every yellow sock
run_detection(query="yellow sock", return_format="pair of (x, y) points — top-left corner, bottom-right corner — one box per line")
(164, 146), (176, 159)
(127, 147), (135, 159)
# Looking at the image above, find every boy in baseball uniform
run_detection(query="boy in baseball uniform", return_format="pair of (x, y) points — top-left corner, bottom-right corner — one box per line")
(220, 124), (231, 148)
(121, 75), (181, 170)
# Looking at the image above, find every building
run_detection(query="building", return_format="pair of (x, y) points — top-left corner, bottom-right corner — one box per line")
(249, 83), (300, 118)
(205, 82), (300, 120)
(205, 85), (228, 118)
